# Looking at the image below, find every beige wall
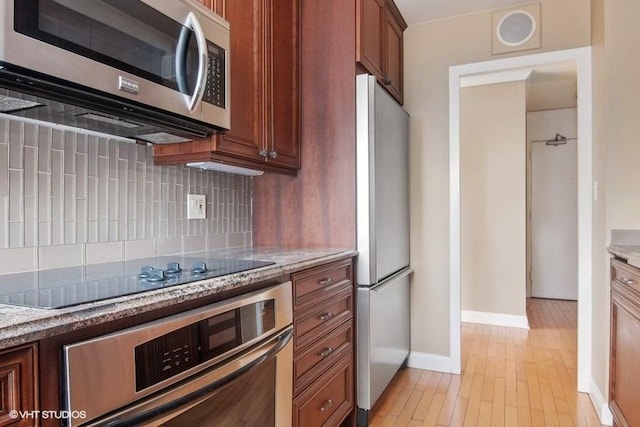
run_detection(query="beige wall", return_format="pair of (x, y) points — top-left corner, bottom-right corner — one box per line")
(460, 82), (527, 317)
(405, 0), (590, 357)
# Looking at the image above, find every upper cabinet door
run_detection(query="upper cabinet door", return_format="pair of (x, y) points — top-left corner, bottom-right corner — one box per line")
(266, 0), (301, 169)
(356, 0), (406, 105)
(153, 0), (301, 175)
(357, 0), (385, 79)
(383, 5), (404, 104)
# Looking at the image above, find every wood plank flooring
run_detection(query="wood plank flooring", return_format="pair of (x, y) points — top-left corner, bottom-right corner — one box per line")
(368, 298), (603, 426)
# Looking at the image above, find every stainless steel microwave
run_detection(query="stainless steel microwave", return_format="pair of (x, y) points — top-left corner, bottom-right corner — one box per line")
(0, 0), (230, 143)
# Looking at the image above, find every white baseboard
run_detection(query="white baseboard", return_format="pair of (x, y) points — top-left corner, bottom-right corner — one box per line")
(589, 377), (613, 425)
(408, 351), (452, 373)
(462, 310), (530, 329)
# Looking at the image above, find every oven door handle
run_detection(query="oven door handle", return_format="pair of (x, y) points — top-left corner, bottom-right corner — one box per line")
(88, 327), (293, 427)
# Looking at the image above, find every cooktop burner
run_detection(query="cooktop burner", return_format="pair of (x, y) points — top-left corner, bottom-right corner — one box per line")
(0, 256), (275, 309)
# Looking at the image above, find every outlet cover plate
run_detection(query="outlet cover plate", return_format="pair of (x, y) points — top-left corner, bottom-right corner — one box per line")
(187, 194), (206, 219)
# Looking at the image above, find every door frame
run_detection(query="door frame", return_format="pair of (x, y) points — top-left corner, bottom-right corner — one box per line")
(448, 47), (592, 392)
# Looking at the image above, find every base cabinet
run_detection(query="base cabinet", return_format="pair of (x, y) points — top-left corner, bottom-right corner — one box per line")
(0, 344), (37, 427)
(292, 259), (355, 427)
(610, 258), (640, 427)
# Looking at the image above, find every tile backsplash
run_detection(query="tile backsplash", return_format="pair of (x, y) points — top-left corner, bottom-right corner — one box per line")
(0, 117), (253, 273)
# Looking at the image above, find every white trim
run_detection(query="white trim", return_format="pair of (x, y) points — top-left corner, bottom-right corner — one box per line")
(589, 377), (613, 426)
(449, 48), (593, 394)
(460, 69), (532, 88)
(408, 352), (451, 373)
(462, 310), (530, 329)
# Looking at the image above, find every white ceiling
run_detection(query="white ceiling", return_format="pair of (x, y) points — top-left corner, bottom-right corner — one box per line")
(394, 0), (530, 25)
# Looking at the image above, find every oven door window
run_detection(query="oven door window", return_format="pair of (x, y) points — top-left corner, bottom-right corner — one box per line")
(162, 358), (276, 427)
(14, 0), (199, 94)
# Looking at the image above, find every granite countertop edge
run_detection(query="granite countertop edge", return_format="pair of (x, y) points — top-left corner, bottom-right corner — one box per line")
(608, 245), (640, 269)
(0, 248), (356, 351)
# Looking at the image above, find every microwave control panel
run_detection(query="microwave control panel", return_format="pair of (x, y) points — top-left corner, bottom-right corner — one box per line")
(203, 41), (226, 108)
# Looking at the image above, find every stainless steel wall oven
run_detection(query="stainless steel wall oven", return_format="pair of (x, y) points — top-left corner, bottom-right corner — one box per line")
(63, 283), (293, 427)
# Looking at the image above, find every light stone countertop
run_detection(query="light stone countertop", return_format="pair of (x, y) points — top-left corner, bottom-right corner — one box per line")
(0, 247), (356, 351)
(608, 245), (640, 269)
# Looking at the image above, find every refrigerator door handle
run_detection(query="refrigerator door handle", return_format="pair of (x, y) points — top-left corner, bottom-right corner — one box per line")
(370, 268), (414, 293)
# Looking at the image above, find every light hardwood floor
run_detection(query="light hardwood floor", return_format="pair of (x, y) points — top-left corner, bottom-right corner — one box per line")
(368, 298), (604, 426)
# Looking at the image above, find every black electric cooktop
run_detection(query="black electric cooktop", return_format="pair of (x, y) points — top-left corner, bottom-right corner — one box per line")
(0, 256), (275, 309)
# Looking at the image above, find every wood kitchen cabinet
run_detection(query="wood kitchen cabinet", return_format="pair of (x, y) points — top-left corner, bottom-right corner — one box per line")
(153, 0), (300, 175)
(356, 0), (407, 104)
(0, 344), (37, 427)
(291, 258), (355, 427)
(610, 258), (640, 427)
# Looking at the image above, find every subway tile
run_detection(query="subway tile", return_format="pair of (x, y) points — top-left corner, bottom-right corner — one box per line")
(24, 146), (37, 198)
(109, 220), (118, 241)
(76, 133), (87, 154)
(37, 127), (51, 172)
(64, 131), (76, 174)
(0, 143), (8, 198)
(38, 244), (83, 269)
(38, 222), (51, 246)
(206, 234), (226, 250)
(52, 128), (64, 150)
(9, 222), (24, 248)
(227, 232), (245, 248)
(184, 235), (206, 253)
(24, 197), (37, 247)
(8, 170), (23, 222)
(23, 123), (38, 147)
(87, 176), (98, 221)
(86, 241), (123, 264)
(0, 196), (8, 248)
(76, 199), (87, 243)
(87, 221), (98, 243)
(0, 247), (36, 273)
(124, 239), (155, 260)
(64, 220), (75, 244)
(0, 118), (8, 143)
(51, 150), (63, 198)
(51, 197), (64, 245)
(38, 172), (51, 221)
(64, 175), (76, 222)
(87, 136), (98, 176)
(76, 152), (87, 198)
(9, 121), (23, 170)
(156, 237), (183, 256)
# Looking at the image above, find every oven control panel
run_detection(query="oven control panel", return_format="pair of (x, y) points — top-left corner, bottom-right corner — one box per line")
(134, 299), (275, 391)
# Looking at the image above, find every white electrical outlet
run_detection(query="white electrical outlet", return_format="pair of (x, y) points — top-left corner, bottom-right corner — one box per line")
(187, 194), (206, 219)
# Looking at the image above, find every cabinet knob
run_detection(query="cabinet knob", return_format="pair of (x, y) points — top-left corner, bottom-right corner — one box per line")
(268, 150), (278, 159)
(259, 149), (268, 158)
(620, 276), (635, 286)
(382, 77), (392, 85)
(320, 399), (334, 412)
(318, 277), (334, 286)
(319, 312), (334, 321)
(319, 347), (334, 358)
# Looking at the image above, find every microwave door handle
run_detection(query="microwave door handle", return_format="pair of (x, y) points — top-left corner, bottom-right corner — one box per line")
(176, 12), (208, 113)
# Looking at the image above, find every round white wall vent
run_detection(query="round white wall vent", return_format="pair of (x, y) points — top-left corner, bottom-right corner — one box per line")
(496, 10), (536, 47)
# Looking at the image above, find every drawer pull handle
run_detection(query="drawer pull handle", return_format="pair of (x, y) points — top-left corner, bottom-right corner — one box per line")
(320, 399), (335, 412)
(320, 347), (334, 358)
(319, 312), (334, 321)
(319, 277), (335, 286)
(620, 277), (635, 285)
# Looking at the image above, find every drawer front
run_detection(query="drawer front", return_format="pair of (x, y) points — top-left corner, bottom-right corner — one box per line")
(611, 259), (640, 296)
(293, 352), (354, 427)
(293, 260), (352, 310)
(294, 321), (353, 395)
(294, 289), (353, 351)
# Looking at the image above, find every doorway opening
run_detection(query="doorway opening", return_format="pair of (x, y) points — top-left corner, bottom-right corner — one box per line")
(449, 48), (592, 396)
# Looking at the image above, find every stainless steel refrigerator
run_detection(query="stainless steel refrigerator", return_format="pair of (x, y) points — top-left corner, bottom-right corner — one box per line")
(356, 74), (412, 426)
